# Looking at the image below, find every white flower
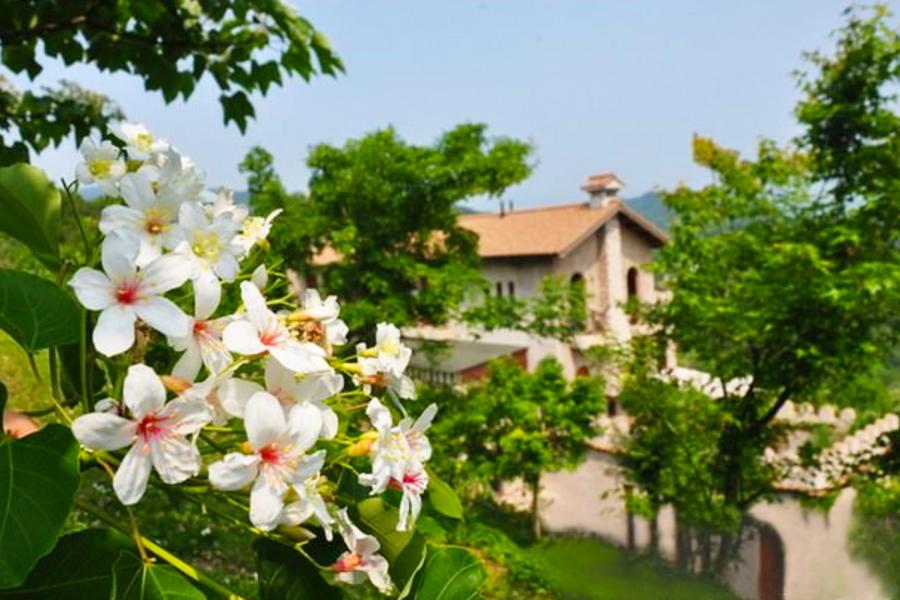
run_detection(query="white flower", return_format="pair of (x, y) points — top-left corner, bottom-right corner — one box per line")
(75, 138), (126, 196)
(370, 323), (412, 377)
(99, 172), (183, 267)
(206, 188), (249, 222)
(281, 451), (335, 540)
(71, 364), (212, 505)
(168, 271), (232, 380)
(292, 289), (349, 347)
(391, 469), (428, 532)
(208, 392), (323, 531)
(331, 509), (392, 594)
(156, 148), (206, 203)
(357, 323), (415, 399)
(69, 233), (192, 356)
(174, 374), (258, 426)
(223, 282), (329, 374)
(235, 209), (282, 256)
(175, 201), (243, 284)
(221, 358), (342, 439)
(111, 122), (168, 160)
(359, 399), (436, 531)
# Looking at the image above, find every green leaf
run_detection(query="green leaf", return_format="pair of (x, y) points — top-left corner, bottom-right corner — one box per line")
(0, 164), (61, 270)
(0, 381), (6, 421)
(113, 553), (205, 600)
(427, 471), (464, 519)
(0, 424), (80, 588)
(354, 497), (427, 596)
(0, 528), (133, 598)
(254, 538), (341, 600)
(409, 545), (486, 600)
(0, 270), (80, 352)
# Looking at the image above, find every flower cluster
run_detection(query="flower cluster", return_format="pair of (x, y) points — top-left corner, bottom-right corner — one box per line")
(765, 413), (900, 494)
(68, 124), (437, 595)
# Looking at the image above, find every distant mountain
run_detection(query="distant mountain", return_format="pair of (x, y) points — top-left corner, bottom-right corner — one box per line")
(625, 191), (672, 232)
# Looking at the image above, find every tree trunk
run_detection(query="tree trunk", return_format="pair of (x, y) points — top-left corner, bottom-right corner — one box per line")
(530, 476), (542, 540)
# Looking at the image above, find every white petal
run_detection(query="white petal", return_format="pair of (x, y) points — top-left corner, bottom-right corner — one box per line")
(366, 398), (393, 432)
(412, 404), (438, 434)
(120, 172), (156, 211)
(197, 333), (232, 375)
(93, 305), (136, 357)
(218, 378), (263, 418)
(222, 320), (266, 355)
(134, 296), (190, 337)
(286, 403), (323, 453)
(99, 204), (143, 236)
(250, 476), (287, 531)
(163, 398), (212, 434)
(101, 232), (139, 282)
(208, 453), (260, 490)
(179, 200), (209, 231)
(269, 343), (329, 375)
(72, 413), (134, 450)
(134, 236), (164, 268)
(295, 371), (343, 403)
(150, 437), (200, 484)
(327, 320), (349, 346)
(239, 281), (272, 332)
(319, 405), (339, 440)
(113, 444), (152, 505)
(245, 391), (286, 450)
(141, 253), (192, 295)
(264, 358), (297, 398)
(69, 268), (114, 310)
(213, 253), (240, 282)
(172, 340), (203, 381)
(193, 270), (221, 320)
(123, 364), (166, 417)
(363, 556), (393, 593)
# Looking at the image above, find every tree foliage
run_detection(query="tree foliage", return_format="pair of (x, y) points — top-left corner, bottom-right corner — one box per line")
(0, 0), (343, 163)
(241, 124), (533, 335)
(627, 5), (900, 521)
(423, 357), (604, 536)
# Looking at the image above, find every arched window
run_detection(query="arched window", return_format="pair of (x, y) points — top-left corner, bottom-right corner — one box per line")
(570, 272), (584, 286)
(495, 281), (503, 297)
(507, 281), (515, 297)
(626, 267), (639, 301)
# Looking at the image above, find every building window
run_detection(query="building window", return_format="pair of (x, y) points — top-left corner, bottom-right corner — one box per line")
(626, 267), (639, 301)
(495, 282), (503, 297)
(570, 272), (584, 286)
(507, 281), (515, 297)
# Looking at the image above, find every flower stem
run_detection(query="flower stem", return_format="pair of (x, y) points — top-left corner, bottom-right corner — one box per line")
(61, 179), (91, 262)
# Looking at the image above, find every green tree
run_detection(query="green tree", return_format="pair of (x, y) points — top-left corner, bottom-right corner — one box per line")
(0, 0), (342, 163)
(461, 275), (588, 342)
(629, 5), (900, 522)
(424, 357), (604, 538)
(241, 124), (533, 335)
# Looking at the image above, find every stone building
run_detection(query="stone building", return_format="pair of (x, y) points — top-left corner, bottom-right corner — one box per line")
(404, 172), (667, 381)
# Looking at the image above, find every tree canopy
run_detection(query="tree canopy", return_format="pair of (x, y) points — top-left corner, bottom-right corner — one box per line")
(241, 124), (533, 335)
(0, 0), (342, 163)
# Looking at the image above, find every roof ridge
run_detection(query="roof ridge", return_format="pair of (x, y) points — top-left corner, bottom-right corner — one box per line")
(459, 201), (605, 218)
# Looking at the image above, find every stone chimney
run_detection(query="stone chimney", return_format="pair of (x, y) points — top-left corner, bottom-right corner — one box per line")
(582, 173), (624, 208)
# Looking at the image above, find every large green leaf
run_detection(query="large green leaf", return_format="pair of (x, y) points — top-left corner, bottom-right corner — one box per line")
(254, 538), (341, 600)
(354, 497), (427, 596)
(0, 164), (61, 270)
(113, 553), (204, 600)
(0, 424), (80, 588)
(0, 528), (132, 598)
(409, 545), (486, 600)
(0, 270), (81, 352)
(426, 471), (464, 519)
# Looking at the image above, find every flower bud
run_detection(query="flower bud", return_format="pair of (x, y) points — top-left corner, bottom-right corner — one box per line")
(348, 431), (378, 457)
(161, 375), (192, 395)
(240, 441), (254, 454)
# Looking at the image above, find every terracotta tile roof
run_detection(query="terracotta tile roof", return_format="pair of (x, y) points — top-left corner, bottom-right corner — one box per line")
(310, 198), (667, 264)
(458, 199), (666, 258)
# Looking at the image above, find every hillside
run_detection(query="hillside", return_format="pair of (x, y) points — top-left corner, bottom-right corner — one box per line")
(625, 191), (672, 232)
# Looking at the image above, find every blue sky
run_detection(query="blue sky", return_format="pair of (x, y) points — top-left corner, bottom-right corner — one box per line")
(18, 1), (869, 210)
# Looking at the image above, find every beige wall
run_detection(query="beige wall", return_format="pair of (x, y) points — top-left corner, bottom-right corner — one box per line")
(619, 220), (657, 304)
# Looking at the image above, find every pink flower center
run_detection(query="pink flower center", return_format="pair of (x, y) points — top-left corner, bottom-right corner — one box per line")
(115, 280), (141, 305)
(136, 413), (170, 442)
(193, 320), (208, 335)
(259, 444), (281, 465)
(258, 328), (283, 347)
(333, 552), (364, 573)
(389, 471), (426, 492)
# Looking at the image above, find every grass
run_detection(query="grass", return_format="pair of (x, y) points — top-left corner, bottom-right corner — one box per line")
(0, 330), (51, 412)
(528, 536), (738, 600)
